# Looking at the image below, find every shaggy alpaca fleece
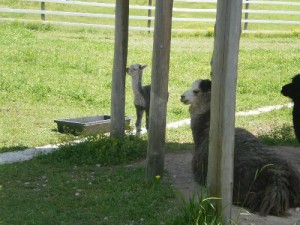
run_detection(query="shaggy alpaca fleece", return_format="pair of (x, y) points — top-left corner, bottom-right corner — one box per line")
(281, 74), (300, 143)
(181, 79), (300, 216)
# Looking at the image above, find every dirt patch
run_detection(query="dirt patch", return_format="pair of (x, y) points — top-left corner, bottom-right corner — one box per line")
(164, 146), (300, 225)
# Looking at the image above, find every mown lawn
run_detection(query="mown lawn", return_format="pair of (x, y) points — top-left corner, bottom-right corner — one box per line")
(1, 22), (300, 151)
(1, 15), (300, 225)
(0, 135), (180, 225)
(1, 164), (176, 225)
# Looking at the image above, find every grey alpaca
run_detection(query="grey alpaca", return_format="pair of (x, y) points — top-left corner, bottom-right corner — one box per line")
(126, 63), (151, 136)
(281, 74), (300, 143)
(181, 79), (300, 216)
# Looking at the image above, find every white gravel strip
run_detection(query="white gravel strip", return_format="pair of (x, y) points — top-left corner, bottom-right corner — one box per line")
(166, 103), (293, 129)
(167, 119), (191, 129)
(236, 103), (293, 116)
(0, 103), (293, 165)
(0, 144), (59, 165)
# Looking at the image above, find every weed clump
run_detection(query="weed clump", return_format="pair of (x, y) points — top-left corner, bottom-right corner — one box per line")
(258, 124), (299, 146)
(167, 192), (223, 225)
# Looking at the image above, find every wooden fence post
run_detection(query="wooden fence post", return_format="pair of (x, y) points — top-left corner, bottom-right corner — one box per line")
(147, 0), (153, 33)
(207, 0), (242, 224)
(146, 0), (173, 180)
(41, 2), (45, 21)
(244, 0), (250, 30)
(110, 0), (129, 138)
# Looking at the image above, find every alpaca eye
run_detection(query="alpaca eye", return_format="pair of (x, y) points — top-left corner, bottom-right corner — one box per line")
(193, 90), (200, 94)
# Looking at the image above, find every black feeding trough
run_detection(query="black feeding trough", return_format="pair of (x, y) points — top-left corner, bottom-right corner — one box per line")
(54, 115), (131, 135)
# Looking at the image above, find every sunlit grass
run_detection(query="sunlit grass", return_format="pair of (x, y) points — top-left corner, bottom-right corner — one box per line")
(1, 4), (300, 223)
(1, 11), (300, 151)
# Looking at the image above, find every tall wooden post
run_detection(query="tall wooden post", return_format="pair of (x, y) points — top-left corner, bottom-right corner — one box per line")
(207, 0), (242, 224)
(146, 0), (173, 180)
(110, 0), (129, 138)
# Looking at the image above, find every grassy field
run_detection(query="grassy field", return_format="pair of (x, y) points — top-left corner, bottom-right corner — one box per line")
(1, 7), (300, 224)
(0, 21), (300, 151)
(0, 136), (179, 225)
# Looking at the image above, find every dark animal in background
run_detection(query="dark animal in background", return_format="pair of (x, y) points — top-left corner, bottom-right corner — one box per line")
(126, 64), (151, 136)
(181, 79), (300, 216)
(281, 74), (300, 143)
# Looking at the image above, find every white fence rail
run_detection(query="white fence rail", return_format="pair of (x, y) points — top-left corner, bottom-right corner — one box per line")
(1, 0), (300, 33)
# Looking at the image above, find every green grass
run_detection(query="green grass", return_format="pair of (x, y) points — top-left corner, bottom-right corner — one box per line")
(39, 134), (148, 166)
(169, 193), (223, 225)
(0, 135), (179, 225)
(0, 134), (227, 225)
(1, 21), (300, 151)
(1, 14), (300, 225)
(258, 123), (299, 146)
(0, 164), (177, 225)
(0, 128), (297, 225)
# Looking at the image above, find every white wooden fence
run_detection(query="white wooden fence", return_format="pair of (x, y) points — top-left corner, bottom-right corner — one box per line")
(1, 0), (300, 33)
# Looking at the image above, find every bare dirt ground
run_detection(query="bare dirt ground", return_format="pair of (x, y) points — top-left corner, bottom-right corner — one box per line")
(164, 146), (300, 225)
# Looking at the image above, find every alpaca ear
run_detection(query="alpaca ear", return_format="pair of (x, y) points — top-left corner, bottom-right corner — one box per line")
(200, 79), (211, 92)
(140, 64), (147, 70)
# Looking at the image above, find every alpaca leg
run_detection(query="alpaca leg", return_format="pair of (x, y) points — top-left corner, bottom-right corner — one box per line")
(135, 107), (144, 137)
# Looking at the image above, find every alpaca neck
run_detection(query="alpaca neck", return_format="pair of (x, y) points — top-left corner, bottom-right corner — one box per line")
(131, 74), (143, 94)
(131, 74), (146, 107)
(189, 94), (211, 148)
(190, 109), (210, 148)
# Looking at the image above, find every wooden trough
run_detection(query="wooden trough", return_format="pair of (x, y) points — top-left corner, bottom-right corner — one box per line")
(54, 115), (131, 135)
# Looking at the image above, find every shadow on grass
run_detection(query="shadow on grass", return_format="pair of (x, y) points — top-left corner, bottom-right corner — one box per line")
(34, 133), (195, 166)
(166, 142), (194, 152)
(258, 124), (300, 147)
(0, 145), (30, 154)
